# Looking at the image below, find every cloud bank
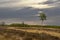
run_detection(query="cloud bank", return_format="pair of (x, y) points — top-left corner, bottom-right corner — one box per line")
(0, 0), (60, 25)
(0, 0), (55, 9)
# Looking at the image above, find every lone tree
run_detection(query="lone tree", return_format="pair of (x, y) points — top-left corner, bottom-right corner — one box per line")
(39, 11), (46, 26)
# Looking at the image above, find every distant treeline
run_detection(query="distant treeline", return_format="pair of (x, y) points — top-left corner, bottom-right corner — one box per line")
(0, 23), (60, 28)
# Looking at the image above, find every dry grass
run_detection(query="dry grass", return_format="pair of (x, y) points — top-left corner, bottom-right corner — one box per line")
(7, 27), (60, 38)
(0, 27), (60, 40)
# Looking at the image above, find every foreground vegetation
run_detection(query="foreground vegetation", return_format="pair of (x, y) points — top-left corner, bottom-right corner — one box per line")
(0, 27), (60, 40)
(0, 23), (60, 40)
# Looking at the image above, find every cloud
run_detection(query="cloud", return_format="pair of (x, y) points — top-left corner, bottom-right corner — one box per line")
(42, 0), (60, 7)
(0, 0), (55, 9)
(0, 0), (60, 25)
(30, 4), (54, 9)
(0, 7), (60, 25)
(0, 18), (39, 25)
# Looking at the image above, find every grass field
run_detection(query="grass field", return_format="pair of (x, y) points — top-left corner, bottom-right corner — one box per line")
(0, 27), (60, 40)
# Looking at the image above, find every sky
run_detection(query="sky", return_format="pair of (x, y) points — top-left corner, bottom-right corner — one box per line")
(0, 0), (60, 25)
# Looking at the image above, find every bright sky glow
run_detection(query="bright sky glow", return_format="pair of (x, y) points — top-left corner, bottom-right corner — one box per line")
(0, 0), (54, 9)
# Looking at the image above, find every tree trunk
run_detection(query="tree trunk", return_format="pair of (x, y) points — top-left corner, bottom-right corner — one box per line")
(41, 20), (44, 26)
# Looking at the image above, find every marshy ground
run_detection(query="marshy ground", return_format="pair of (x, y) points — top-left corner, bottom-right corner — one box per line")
(0, 27), (60, 40)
